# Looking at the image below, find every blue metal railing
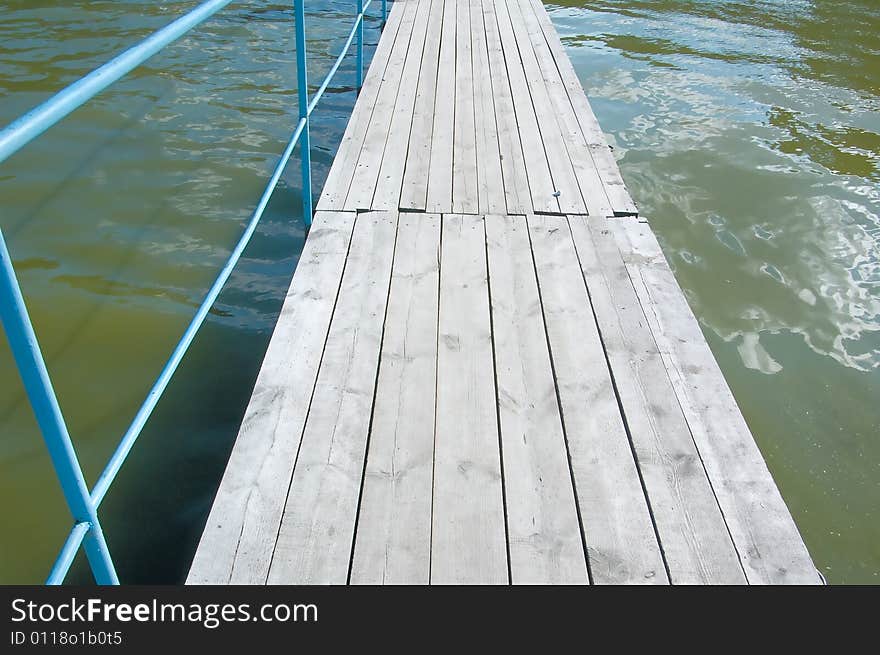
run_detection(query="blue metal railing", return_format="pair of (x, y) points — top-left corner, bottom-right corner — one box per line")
(0, 0), (388, 585)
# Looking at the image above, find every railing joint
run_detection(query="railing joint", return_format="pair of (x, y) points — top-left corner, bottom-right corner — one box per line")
(1, 0), (391, 586)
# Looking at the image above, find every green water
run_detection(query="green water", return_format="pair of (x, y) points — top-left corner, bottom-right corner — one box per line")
(550, 0), (879, 583)
(0, 1), (877, 584)
(0, 0), (384, 584)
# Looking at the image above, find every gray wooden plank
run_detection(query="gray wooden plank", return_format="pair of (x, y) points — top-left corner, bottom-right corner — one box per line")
(432, 213), (508, 584)
(610, 219), (820, 584)
(513, 0), (612, 217)
(187, 211), (356, 584)
(316, 2), (408, 211)
(485, 214), (588, 584)
(350, 213), (440, 585)
(502, 0), (586, 215)
(481, 0), (532, 215)
(452, 0), (479, 214)
(193, 0), (819, 587)
(372, 0), (434, 211)
(527, 213), (667, 584)
(522, 0), (605, 148)
(568, 215), (746, 584)
(470, 0), (507, 215)
(424, 0), (457, 213)
(491, 0), (560, 214)
(266, 211), (398, 584)
(527, 0), (638, 216)
(588, 138), (639, 216)
(345, 0), (422, 210)
(399, 0), (445, 211)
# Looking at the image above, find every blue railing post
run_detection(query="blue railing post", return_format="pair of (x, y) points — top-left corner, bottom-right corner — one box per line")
(357, 0), (365, 92)
(0, 0), (237, 167)
(293, 0), (312, 227)
(1, 0), (389, 584)
(0, 230), (119, 585)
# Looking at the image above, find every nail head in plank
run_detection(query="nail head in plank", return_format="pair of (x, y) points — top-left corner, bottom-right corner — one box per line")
(513, 0), (612, 217)
(527, 0), (638, 216)
(503, 0), (587, 215)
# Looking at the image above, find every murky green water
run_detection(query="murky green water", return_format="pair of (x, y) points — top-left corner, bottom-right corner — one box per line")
(549, 0), (879, 583)
(0, 1), (877, 584)
(0, 0), (385, 584)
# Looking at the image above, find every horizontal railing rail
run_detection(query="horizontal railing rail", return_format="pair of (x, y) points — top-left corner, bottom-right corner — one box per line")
(0, 0), (387, 585)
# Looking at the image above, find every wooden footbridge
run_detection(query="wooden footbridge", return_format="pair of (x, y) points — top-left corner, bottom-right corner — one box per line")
(188, 0), (818, 584)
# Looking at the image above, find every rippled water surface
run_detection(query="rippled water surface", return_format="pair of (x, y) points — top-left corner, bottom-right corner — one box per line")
(1, 1), (877, 583)
(549, 0), (879, 583)
(0, 0), (385, 583)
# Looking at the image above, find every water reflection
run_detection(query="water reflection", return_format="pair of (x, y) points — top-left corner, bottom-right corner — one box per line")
(548, 0), (879, 582)
(1, 0), (877, 584)
(0, 0), (384, 583)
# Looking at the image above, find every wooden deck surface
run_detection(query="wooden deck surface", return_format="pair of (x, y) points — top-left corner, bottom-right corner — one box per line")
(188, 0), (818, 584)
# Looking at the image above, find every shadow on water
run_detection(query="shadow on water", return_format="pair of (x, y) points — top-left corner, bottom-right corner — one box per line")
(4, 96), (165, 239)
(5, 0), (879, 585)
(71, 184), (306, 584)
(1, 0), (383, 583)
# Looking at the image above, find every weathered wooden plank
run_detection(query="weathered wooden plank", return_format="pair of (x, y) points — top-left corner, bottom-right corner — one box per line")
(187, 211), (356, 584)
(481, 0), (532, 215)
(527, 213), (667, 584)
(193, 0), (818, 588)
(503, 0), (586, 215)
(399, 0), (445, 211)
(513, 0), (612, 217)
(568, 215), (745, 584)
(522, 0), (604, 148)
(316, 2), (408, 210)
(371, 0), (433, 211)
(452, 0), (479, 214)
(424, 0), (457, 213)
(527, 0), (637, 216)
(470, 0), (506, 215)
(345, 1), (422, 210)
(266, 211), (398, 584)
(350, 213), (440, 585)
(491, 0), (559, 214)
(485, 214), (587, 584)
(610, 219), (820, 584)
(432, 213), (508, 584)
